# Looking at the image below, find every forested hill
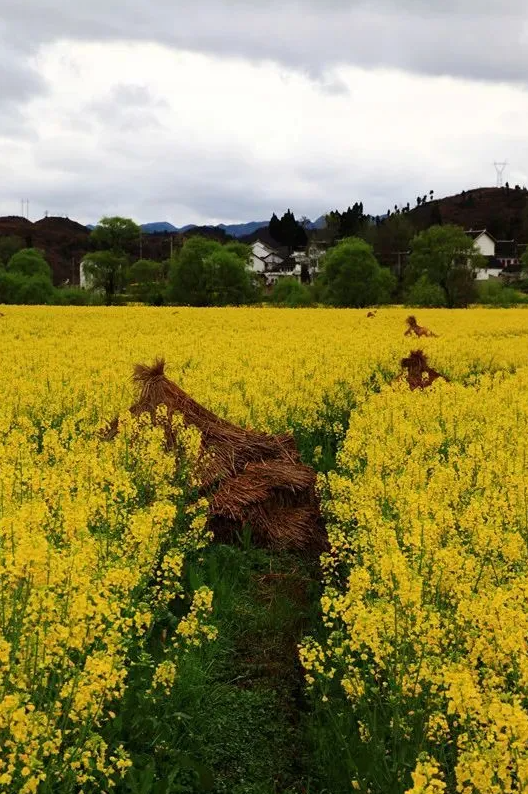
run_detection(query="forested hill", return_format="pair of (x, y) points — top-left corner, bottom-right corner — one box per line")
(0, 217), (229, 285)
(2, 186), (528, 285)
(407, 186), (528, 240)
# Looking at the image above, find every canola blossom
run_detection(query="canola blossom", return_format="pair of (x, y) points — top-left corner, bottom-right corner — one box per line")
(306, 369), (528, 793)
(2, 305), (528, 792)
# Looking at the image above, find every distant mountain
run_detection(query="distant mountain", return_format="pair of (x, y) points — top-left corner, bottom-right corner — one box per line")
(140, 218), (326, 238)
(141, 222), (178, 233)
(218, 221), (268, 237)
(306, 215), (327, 230)
(88, 217), (328, 237)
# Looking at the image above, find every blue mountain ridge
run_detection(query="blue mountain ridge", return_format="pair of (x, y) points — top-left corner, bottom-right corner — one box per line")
(86, 216), (328, 237)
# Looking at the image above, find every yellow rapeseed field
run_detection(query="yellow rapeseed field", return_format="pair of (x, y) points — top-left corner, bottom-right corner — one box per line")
(2, 305), (528, 793)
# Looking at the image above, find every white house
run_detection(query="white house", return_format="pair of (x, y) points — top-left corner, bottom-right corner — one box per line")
(250, 238), (327, 287)
(79, 259), (92, 289)
(467, 229), (496, 257)
(250, 241), (282, 275)
(466, 229), (503, 281)
(250, 240), (295, 286)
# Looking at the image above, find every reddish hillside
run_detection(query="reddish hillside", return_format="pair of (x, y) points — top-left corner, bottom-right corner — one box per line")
(0, 216), (91, 285)
(0, 217), (232, 285)
(408, 186), (528, 241)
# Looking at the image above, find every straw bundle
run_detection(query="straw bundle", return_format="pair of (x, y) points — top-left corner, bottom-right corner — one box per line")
(397, 350), (448, 390)
(404, 315), (438, 338)
(123, 359), (324, 551)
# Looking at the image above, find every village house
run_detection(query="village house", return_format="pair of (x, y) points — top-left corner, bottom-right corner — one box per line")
(249, 235), (328, 287)
(466, 229), (521, 280)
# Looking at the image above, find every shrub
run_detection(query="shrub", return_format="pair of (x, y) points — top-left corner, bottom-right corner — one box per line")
(318, 237), (396, 307)
(405, 274), (447, 307)
(0, 271), (55, 304)
(270, 277), (314, 307)
(7, 248), (52, 279)
(54, 287), (104, 306)
(476, 279), (527, 307)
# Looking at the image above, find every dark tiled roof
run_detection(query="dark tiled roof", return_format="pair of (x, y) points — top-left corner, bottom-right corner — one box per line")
(495, 240), (517, 258)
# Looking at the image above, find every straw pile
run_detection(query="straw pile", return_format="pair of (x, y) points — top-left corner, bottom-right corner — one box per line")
(397, 350), (448, 390)
(123, 359), (325, 551)
(404, 315), (438, 338)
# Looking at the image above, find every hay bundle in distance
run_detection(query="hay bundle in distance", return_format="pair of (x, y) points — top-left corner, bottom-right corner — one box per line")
(404, 315), (438, 338)
(398, 349), (448, 390)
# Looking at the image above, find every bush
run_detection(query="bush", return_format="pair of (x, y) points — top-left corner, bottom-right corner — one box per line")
(0, 271), (55, 304)
(318, 237), (396, 307)
(54, 287), (104, 306)
(17, 275), (55, 305)
(270, 278), (314, 307)
(405, 275), (447, 307)
(0, 271), (25, 303)
(7, 248), (52, 280)
(406, 225), (480, 307)
(476, 279), (527, 307)
(168, 238), (257, 306)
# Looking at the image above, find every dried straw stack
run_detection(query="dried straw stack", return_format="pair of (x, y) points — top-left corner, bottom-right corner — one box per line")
(125, 359), (325, 551)
(397, 350), (448, 391)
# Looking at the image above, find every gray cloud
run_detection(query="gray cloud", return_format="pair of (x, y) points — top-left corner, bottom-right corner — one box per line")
(1, 0), (528, 82)
(86, 84), (168, 130)
(0, 37), (48, 134)
(1, 1), (528, 226)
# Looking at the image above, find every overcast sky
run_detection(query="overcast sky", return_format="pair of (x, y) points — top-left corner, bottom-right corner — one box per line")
(1, 0), (528, 226)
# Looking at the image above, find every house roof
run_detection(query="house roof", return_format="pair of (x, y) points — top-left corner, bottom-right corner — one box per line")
(465, 228), (496, 241)
(243, 226), (285, 251)
(495, 240), (517, 258)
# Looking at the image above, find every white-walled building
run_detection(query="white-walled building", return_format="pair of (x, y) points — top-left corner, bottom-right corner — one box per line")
(465, 229), (520, 281)
(467, 229), (496, 257)
(249, 237), (328, 287)
(79, 260), (92, 289)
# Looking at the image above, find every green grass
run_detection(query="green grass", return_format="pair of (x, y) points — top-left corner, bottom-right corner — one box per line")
(108, 534), (325, 794)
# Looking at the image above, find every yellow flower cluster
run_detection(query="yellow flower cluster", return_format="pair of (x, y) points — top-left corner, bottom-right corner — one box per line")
(0, 310), (224, 792)
(309, 365), (528, 793)
(2, 305), (528, 793)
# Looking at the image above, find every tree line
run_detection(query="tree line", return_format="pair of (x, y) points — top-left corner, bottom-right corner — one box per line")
(2, 214), (528, 308)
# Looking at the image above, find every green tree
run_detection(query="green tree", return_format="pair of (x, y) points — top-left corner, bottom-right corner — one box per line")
(91, 216), (140, 253)
(406, 225), (483, 308)
(167, 237), (218, 305)
(268, 210), (307, 251)
(128, 259), (164, 303)
(366, 214), (415, 275)
(0, 271), (55, 304)
(82, 251), (128, 304)
(270, 277), (314, 307)
(167, 238), (255, 306)
(204, 247), (256, 306)
(0, 235), (25, 265)
(224, 241), (251, 264)
(7, 248), (52, 279)
(318, 237), (396, 307)
(405, 274), (447, 307)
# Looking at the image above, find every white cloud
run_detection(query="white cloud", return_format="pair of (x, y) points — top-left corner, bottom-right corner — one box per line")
(0, 26), (527, 225)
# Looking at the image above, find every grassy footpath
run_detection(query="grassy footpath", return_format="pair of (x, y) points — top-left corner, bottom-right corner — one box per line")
(110, 537), (329, 793)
